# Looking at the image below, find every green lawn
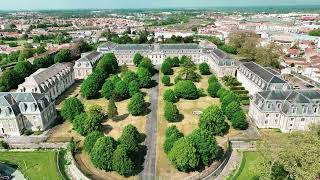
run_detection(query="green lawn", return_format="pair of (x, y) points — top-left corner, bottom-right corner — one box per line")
(0, 151), (62, 180)
(231, 151), (262, 180)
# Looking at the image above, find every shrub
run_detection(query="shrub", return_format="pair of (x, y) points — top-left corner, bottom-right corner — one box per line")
(123, 71), (137, 84)
(107, 98), (118, 118)
(137, 67), (153, 88)
(199, 105), (229, 136)
(174, 80), (199, 100)
(163, 89), (178, 103)
(0, 141), (9, 149)
(197, 88), (207, 97)
(225, 101), (242, 120)
(84, 131), (104, 153)
(208, 75), (218, 84)
(128, 93), (146, 116)
(231, 110), (248, 130)
(168, 137), (199, 172)
(241, 100), (250, 105)
(221, 91), (240, 113)
(165, 125), (182, 138)
(199, 63), (211, 75)
(172, 57), (180, 67)
(217, 88), (228, 99)
(61, 97), (84, 122)
(162, 75), (171, 86)
(161, 62), (173, 75)
(207, 82), (221, 98)
(164, 133), (183, 154)
(164, 102), (180, 122)
(133, 53), (143, 67)
(118, 125), (141, 152)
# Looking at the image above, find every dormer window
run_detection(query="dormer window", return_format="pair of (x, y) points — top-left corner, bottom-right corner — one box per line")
(314, 107), (318, 113)
(277, 103), (281, 109)
(292, 106), (297, 114)
(267, 103), (272, 109)
(303, 106), (307, 114)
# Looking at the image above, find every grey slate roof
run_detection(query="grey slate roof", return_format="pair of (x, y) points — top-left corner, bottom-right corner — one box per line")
(114, 44), (152, 51)
(242, 62), (286, 83)
(28, 63), (73, 85)
(78, 52), (101, 62)
(159, 44), (201, 50)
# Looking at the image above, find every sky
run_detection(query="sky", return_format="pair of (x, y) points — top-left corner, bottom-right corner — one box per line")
(1, 0), (320, 10)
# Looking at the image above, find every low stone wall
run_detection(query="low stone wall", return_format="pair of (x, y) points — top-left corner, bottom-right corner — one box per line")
(8, 142), (68, 149)
(66, 152), (91, 180)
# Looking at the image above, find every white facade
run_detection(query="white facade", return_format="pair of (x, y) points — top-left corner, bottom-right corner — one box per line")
(17, 63), (75, 100)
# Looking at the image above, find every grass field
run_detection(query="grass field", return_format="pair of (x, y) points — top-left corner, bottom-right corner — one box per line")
(0, 151), (61, 180)
(231, 151), (262, 180)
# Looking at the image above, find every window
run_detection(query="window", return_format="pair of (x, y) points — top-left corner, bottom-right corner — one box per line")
(314, 107), (318, 113)
(303, 106), (307, 114)
(301, 118), (305, 122)
(276, 114), (279, 118)
(291, 118), (295, 121)
(277, 103), (281, 109)
(265, 120), (268, 124)
(290, 124), (293, 127)
(292, 107), (297, 114)
(267, 103), (271, 109)
(265, 114), (270, 118)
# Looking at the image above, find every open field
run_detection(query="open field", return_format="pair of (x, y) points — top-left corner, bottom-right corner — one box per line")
(0, 151), (61, 180)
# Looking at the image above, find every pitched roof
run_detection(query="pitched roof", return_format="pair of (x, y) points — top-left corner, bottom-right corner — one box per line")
(242, 62), (286, 83)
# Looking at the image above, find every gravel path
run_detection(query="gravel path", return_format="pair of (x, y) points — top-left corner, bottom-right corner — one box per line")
(140, 72), (159, 180)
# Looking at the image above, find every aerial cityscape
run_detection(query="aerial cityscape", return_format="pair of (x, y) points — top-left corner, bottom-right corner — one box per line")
(0, 0), (320, 180)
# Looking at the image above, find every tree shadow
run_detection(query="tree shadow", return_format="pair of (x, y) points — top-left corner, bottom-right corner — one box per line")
(131, 144), (147, 176)
(101, 124), (113, 134)
(0, 162), (18, 176)
(112, 113), (129, 122)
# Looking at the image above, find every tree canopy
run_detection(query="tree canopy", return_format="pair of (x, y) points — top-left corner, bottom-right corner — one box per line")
(61, 97), (84, 122)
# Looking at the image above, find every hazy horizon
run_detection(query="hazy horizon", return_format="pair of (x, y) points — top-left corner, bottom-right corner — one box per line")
(1, 0), (320, 11)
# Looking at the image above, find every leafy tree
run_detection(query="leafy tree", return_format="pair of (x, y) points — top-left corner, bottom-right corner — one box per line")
(161, 62), (173, 75)
(84, 131), (104, 153)
(36, 46), (47, 54)
(73, 113), (88, 135)
(138, 57), (154, 74)
(118, 124), (142, 152)
(128, 93), (146, 116)
(107, 98), (118, 119)
(120, 64), (129, 78)
(255, 43), (282, 68)
(217, 88), (228, 99)
(101, 79), (114, 99)
(172, 57), (180, 67)
(123, 70), (137, 84)
(0, 69), (22, 91)
(221, 91), (240, 113)
(164, 126), (183, 154)
(199, 105), (229, 136)
(112, 144), (135, 177)
(54, 48), (71, 63)
(164, 102), (180, 122)
(91, 136), (117, 171)
(113, 80), (130, 101)
(187, 129), (220, 166)
(80, 71), (105, 99)
(137, 67), (152, 88)
(14, 61), (33, 79)
(133, 53), (143, 67)
(128, 80), (140, 97)
(174, 80), (199, 100)
(309, 28), (320, 37)
(168, 137), (199, 172)
(225, 101), (242, 120)
(88, 104), (102, 114)
(97, 53), (118, 75)
(18, 48), (34, 61)
(83, 112), (103, 135)
(178, 57), (200, 82)
(231, 110), (248, 130)
(162, 75), (171, 86)
(199, 63), (211, 75)
(207, 82), (221, 98)
(256, 125), (320, 180)
(33, 56), (54, 69)
(163, 89), (178, 103)
(61, 97), (84, 122)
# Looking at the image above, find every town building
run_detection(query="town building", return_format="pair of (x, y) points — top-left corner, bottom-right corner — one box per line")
(237, 62), (290, 95)
(73, 51), (103, 80)
(17, 63), (75, 100)
(98, 43), (236, 77)
(249, 89), (320, 133)
(0, 92), (57, 136)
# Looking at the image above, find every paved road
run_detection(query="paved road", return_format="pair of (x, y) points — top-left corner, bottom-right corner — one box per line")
(140, 72), (159, 180)
(0, 163), (26, 180)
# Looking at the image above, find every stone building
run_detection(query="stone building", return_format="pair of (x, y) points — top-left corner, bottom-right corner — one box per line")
(249, 89), (320, 133)
(98, 42), (236, 77)
(237, 62), (290, 95)
(0, 92), (57, 136)
(73, 51), (103, 80)
(17, 63), (75, 100)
